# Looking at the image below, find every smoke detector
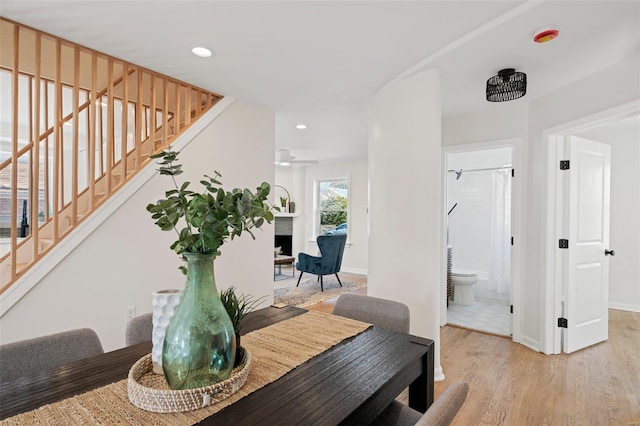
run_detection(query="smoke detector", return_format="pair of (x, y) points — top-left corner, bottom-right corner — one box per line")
(533, 28), (559, 44)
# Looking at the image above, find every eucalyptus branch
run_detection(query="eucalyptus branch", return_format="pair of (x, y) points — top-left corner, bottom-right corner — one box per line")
(169, 161), (194, 237)
(147, 147), (276, 264)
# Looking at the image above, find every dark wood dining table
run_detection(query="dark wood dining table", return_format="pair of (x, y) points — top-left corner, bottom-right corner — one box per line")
(0, 306), (434, 425)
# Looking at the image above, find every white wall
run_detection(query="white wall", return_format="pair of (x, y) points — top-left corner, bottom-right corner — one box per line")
(443, 103), (528, 147)
(576, 120), (640, 312)
(301, 160), (368, 274)
(369, 69), (443, 379)
(0, 100), (276, 351)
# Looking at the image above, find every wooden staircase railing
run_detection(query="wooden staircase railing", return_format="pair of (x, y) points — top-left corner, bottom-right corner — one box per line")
(0, 18), (223, 292)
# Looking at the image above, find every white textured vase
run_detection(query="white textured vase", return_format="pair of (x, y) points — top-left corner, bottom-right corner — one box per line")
(151, 289), (183, 374)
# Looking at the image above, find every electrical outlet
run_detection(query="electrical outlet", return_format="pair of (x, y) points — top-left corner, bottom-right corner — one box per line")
(125, 305), (136, 322)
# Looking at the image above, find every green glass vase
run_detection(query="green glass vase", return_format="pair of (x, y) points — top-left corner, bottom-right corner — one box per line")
(162, 252), (236, 390)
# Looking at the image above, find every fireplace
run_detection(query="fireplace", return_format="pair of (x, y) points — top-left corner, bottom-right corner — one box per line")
(275, 235), (293, 256)
(275, 216), (293, 256)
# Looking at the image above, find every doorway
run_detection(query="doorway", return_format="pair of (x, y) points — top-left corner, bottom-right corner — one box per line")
(543, 100), (640, 354)
(442, 140), (520, 338)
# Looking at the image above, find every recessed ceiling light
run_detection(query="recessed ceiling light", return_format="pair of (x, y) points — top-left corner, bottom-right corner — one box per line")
(192, 47), (213, 58)
(295, 124), (307, 130)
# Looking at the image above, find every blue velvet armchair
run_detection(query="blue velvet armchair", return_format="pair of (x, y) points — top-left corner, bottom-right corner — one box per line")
(296, 233), (347, 291)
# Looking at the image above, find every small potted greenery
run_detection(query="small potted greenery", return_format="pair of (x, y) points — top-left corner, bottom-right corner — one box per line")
(279, 196), (288, 211)
(220, 287), (266, 367)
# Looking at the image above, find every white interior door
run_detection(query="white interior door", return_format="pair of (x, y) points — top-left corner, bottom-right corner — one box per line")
(563, 136), (611, 353)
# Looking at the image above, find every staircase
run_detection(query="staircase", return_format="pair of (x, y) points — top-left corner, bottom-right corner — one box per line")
(0, 18), (223, 292)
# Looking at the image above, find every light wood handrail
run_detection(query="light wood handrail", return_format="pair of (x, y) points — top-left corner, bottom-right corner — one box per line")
(0, 18), (223, 292)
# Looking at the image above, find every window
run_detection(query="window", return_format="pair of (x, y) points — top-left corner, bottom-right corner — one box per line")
(317, 178), (349, 236)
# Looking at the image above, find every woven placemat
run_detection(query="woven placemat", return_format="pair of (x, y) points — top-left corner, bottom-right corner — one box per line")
(1, 311), (371, 425)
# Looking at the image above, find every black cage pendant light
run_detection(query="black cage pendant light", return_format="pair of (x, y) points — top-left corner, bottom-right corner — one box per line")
(486, 68), (527, 102)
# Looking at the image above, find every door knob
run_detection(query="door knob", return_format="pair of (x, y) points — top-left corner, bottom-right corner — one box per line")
(605, 249), (615, 256)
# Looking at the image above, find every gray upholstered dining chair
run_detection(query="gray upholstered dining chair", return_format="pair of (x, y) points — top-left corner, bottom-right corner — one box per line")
(125, 313), (153, 346)
(332, 293), (410, 333)
(0, 328), (104, 382)
(371, 382), (470, 426)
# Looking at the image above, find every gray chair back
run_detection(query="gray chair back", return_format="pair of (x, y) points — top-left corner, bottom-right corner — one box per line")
(0, 328), (104, 382)
(371, 382), (469, 426)
(417, 382), (469, 426)
(332, 294), (410, 333)
(125, 313), (153, 346)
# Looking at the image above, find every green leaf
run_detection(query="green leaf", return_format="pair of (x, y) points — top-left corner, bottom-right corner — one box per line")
(149, 147), (277, 259)
(160, 199), (174, 209)
(160, 222), (174, 231)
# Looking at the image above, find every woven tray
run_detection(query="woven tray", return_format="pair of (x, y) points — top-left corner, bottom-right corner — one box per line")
(127, 349), (251, 413)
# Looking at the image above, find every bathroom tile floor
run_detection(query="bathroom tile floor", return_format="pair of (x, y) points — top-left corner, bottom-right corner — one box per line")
(447, 298), (511, 337)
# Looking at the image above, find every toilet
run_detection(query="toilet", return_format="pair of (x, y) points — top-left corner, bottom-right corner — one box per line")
(450, 270), (478, 305)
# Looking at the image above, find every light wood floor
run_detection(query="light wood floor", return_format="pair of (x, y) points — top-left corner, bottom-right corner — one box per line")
(305, 280), (640, 425)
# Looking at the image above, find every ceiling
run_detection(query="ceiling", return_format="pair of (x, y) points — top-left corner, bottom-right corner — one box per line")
(1, 1), (639, 164)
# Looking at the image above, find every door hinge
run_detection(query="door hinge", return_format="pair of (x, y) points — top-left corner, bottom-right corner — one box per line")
(511, 168), (515, 178)
(559, 160), (570, 170)
(511, 237), (514, 246)
(510, 305), (513, 314)
(558, 318), (568, 328)
(558, 239), (569, 249)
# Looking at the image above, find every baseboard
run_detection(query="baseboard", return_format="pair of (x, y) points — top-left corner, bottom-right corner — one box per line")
(609, 302), (640, 313)
(340, 267), (367, 276)
(520, 336), (541, 353)
(435, 364), (445, 382)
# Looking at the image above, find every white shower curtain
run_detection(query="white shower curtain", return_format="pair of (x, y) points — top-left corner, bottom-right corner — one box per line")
(488, 169), (511, 294)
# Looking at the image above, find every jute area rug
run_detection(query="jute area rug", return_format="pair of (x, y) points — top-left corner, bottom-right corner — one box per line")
(274, 271), (367, 307)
